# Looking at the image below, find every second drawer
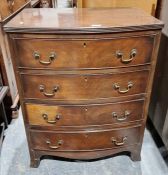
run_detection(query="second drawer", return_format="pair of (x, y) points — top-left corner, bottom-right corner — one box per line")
(25, 99), (144, 127)
(20, 69), (149, 101)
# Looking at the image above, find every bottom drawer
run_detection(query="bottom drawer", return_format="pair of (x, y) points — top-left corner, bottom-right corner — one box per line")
(30, 126), (141, 151)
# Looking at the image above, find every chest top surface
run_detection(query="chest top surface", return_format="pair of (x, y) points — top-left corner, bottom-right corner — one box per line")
(4, 8), (163, 34)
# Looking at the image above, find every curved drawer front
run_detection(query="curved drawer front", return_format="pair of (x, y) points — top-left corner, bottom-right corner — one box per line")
(15, 36), (153, 69)
(21, 70), (149, 100)
(30, 126), (141, 151)
(0, 0), (29, 21)
(25, 99), (144, 127)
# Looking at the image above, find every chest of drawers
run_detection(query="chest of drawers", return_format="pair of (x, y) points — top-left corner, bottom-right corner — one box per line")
(4, 8), (163, 168)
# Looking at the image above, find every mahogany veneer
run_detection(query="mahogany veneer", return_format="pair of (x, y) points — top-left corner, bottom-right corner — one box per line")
(4, 8), (163, 167)
(15, 36), (154, 69)
(25, 99), (144, 128)
(21, 70), (149, 100)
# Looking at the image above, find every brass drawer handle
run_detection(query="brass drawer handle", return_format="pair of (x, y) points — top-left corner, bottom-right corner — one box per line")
(7, 0), (15, 13)
(39, 84), (59, 97)
(113, 81), (133, 94)
(116, 49), (137, 64)
(46, 139), (63, 149)
(112, 111), (131, 121)
(33, 51), (56, 65)
(42, 113), (61, 124)
(111, 136), (127, 146)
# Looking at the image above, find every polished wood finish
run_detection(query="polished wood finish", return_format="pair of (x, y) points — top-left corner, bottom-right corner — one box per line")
(4, 8), (163, 33)
(21, 70), (149, 100)
(4, 8), (163, 168)
(25, 99), (144, 128)
(14, 36), (154, 69)
(30, 125), (141, 151)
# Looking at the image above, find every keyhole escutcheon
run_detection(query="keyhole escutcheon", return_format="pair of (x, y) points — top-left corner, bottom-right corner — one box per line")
(83, 43), (87, 48)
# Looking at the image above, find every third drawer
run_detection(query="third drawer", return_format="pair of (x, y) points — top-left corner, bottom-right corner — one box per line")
(25, 99), (145, 127)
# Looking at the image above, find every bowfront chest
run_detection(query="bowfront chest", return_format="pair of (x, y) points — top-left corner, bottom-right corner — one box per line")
(4, 8), (163, 167)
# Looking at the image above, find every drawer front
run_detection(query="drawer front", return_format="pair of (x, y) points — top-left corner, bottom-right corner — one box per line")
(0, 0), (29, 21)
(15, 36), (154, 69)
(25, 99), (144, 127)
(21, 70), (149, 100)
(30, 126), (141, 151)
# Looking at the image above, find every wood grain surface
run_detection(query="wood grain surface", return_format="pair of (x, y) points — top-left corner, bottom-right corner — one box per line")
(4, 8), (163, 167)
(4, 8), (163, 33)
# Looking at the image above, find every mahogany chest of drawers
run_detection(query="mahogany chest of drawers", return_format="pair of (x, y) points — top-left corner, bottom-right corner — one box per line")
(4, 8), (163, 167)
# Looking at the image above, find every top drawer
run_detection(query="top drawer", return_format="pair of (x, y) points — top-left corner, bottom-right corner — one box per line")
(0, 0), (29, 21)
(14, 35), (154, 70)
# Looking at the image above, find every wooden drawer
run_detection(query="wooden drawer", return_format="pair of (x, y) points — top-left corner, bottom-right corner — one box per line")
(21, 70), (149, 101)
(30, 126), (141, 151)
(25, 99), (144, 127)
(14, 36), (154, 69)
(0, 0), (29, 21)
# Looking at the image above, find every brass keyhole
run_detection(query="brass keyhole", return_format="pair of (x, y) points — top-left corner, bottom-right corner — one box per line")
(83, 43), (87, 48)
(85, 108), (88, 112)
(84, 77), (88, 82)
